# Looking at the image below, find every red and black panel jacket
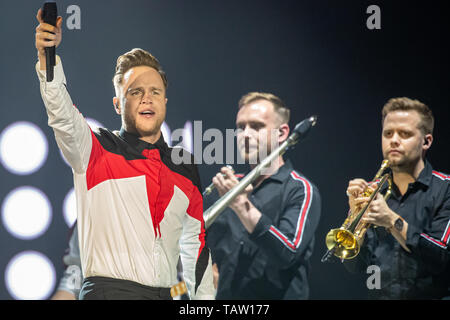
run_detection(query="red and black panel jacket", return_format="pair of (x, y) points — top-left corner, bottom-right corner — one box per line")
(36, 57), (215, 299)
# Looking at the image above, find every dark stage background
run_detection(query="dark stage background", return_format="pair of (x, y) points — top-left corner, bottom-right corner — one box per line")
(0, 0), (448, 299)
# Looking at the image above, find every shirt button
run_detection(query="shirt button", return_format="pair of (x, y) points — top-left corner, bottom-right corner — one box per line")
(240, 241), (244, 245)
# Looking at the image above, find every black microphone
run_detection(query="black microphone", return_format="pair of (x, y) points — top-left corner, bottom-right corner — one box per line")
(42, 2), (57, 82)
(289, 115), (317, 146)
(293, 115), (317, 137)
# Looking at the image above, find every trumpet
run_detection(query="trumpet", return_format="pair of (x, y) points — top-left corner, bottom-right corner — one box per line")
(203, 116), (318, 229)
(321, 159), (393, 262)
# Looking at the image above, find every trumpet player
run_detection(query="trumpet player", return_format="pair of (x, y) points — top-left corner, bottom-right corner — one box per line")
(206, 92), (321, 299)
(345, 97), (450, 299)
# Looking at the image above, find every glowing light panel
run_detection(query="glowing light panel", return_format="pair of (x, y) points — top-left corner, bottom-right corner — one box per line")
(63, 188), (77, 227)
(0, 122), (48, 175)
(2, 186), (52, 240)
(5, 251), (56, 300)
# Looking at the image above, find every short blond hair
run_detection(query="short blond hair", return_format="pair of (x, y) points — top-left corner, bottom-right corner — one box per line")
(113, 48), (168, 93)
(382, 97), (434, 135)
(238, 92), (290, 125)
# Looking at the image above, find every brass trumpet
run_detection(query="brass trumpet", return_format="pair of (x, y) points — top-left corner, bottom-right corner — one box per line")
(322, 160), (392, 262)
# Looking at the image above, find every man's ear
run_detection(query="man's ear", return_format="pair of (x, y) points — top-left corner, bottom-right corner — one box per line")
(423, 134), (433, 151)
(278, 123), (290, 143)
(113, 97), (121, 115)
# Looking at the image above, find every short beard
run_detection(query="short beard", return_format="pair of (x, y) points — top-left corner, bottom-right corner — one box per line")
(121, 112), (139, 135)
(389, 155), (419, 174)
(122, 109), (163, 138)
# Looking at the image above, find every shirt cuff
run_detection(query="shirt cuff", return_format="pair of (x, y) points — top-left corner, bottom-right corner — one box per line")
(405, 222), (422, 250)
(35, 55), (66, 85)
(249, 214), (272, 239)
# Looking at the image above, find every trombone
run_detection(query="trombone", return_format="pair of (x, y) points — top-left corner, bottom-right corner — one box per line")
(203, 116), (318, 229)
(321, 159), (392, 262)
(202, 165), (235, 197)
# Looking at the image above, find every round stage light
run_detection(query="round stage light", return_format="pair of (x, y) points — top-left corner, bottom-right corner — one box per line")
(63, 188), (77, 227)
(1, 186), (52, 240)
(5, 251), (56, 300)
(0, 121), (48, 175)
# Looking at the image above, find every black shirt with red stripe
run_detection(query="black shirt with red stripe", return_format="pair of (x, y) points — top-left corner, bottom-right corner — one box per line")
(206, 159), (321, 299)
(345, 160), (450, 299)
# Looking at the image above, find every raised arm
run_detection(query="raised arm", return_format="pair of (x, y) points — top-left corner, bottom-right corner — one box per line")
(35, 8), (62, 71)
(34, 8), (93, 173)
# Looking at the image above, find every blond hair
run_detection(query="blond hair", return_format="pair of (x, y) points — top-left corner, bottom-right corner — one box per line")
(238, 92), (290, 125)
(382, 97), (434, 135)
(113, 48), (168, 94)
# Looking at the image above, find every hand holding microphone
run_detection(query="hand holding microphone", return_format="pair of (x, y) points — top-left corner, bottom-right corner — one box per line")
(35, 3), (63, 80)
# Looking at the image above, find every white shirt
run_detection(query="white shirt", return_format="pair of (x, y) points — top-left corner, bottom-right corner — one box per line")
(36, 57), (215, 299)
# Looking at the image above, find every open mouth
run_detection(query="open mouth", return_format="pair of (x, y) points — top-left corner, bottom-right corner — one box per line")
(139, 110), (155, 117)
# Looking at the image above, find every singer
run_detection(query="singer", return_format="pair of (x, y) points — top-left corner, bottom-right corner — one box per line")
(206, 92), (322, 299)
(34, 8), (214, 300)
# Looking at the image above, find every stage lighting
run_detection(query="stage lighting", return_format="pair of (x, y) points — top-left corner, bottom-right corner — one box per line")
(63, 188), (76, 227)
(183, 121), (193, 154)
(161, 121), (172, 147)
(1, 186), (52, 240)
(0, 121), (48, 175)
(86, 117), (104, 131)
(5, 251), (56, 300)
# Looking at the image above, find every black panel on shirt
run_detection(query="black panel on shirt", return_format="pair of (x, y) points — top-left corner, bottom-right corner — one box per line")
(194, 247), (210, 294)
(92, 128), (202, 193)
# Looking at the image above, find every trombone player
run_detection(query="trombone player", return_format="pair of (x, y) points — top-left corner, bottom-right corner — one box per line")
(206, 92), (321, 299)
(344, 97), (450, 299)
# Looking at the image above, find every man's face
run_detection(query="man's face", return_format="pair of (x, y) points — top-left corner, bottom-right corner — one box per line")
(235, 100), (280, 164)
(114, 66), (167, 142)
(382, 110), (431, 170)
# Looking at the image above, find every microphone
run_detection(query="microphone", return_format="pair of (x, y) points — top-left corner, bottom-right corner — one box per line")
(286, 115), (318, 148)
(42, 2), (57, 82)
(292, 115), (317, 140)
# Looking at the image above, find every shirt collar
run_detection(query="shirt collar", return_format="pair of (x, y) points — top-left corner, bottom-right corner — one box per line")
(242, 158), (293, 184)
(268, 158), (294, 183)
(390, 159), (433, 197)
(415, 159), (433, 187)
(119, 128), (169, 153)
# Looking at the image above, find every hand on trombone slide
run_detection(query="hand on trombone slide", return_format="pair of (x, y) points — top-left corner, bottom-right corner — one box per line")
(212, 166), (253, 211)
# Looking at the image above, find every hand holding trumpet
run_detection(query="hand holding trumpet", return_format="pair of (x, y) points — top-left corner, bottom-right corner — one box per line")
(346, 179), (398, 229)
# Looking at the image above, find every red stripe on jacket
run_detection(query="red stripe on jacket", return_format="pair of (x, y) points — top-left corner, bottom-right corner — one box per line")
(86, 131), (202, 240)
(290, 171), (312, 248)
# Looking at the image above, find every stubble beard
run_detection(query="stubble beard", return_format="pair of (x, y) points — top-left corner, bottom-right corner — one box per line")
(122, 110), (163, 138)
